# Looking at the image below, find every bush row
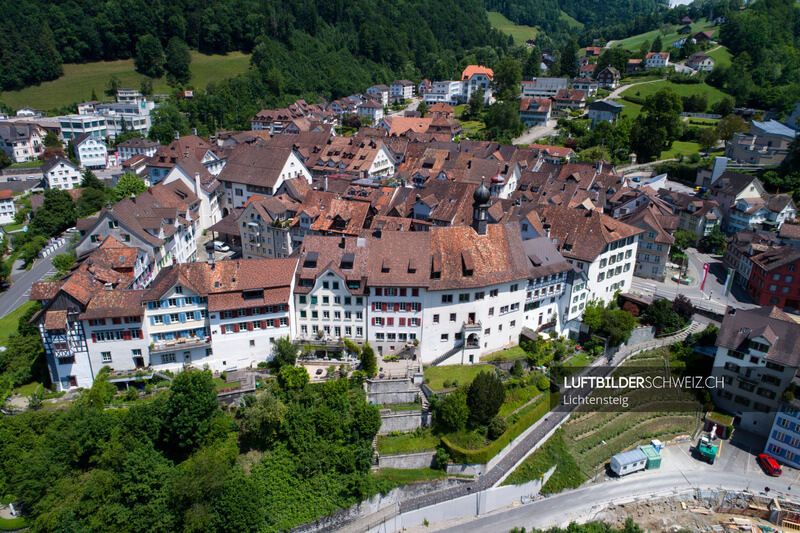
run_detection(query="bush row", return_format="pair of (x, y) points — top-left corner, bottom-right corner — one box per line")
(441, 391), (559, 464)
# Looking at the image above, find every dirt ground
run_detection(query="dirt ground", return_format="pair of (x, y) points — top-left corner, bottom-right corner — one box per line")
(596, 495), (784, 532)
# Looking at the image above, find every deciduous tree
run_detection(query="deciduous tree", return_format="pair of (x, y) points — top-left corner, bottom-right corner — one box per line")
(134, 34), (165, 78)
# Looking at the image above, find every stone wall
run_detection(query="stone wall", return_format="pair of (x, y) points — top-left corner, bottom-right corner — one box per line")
(366, 378), (420, 405)
(378, 451), (436, 469)
(378, 410), (431, 435)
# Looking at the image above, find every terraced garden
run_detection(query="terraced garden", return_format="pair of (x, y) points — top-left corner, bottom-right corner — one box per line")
(504, 349), (701, 490)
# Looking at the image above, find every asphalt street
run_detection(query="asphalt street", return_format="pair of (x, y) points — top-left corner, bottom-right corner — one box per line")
(629, 247), (758, 316)
(0, 239), (68, 318)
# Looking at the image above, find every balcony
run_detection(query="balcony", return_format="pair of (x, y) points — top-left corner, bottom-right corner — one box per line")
(150, 336), (210, 354)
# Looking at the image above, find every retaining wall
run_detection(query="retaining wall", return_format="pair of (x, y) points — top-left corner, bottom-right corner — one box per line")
(378, 410), (431, 434)
(626, 325), (656, 346)
(378, 451), (436, 469)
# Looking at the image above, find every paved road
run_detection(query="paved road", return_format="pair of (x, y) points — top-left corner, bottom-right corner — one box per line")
(513, 119), (559, 146)
(629, 248), (758, 315)
(0, 239), (68, 318)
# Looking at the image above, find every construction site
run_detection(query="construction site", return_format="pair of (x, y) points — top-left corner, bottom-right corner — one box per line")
(594, 490), (800, 532)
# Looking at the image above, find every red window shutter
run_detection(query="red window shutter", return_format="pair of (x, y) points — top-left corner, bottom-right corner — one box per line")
(261, 320), (267, 329)
(138, 329), (143, 339)
(123, 330), (131, 340)
(399, 318), (406, 326)
(100, 319), (106, 325)
(246, 308), (252, 316)
(412, 288), (419, 297)
(372, 318), (376, 326)
(394, 303), (400, 312)
(372, 302), (377, 311)
(387, 317), (394, 326)
(400, 288), (407, 297)
(382, 303), (388, 312)
(247, 322), (254, 331)
(221, 325), (226, 334)
(91, 333), (97, 343)
(233, 324), (240, 332)
(375, 288), (382, 296)
(273, 319), (280, 328)
(406, 303), (411, 312)
(112, 317), (121, 325)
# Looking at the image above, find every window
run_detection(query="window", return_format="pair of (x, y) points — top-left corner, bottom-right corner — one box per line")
(433, 314), (439, 324)
(163, 353), (176, 363)
(773, 273), (781, 281)
(450, 313), (456, 322)
(475, 291), (485, 300)
(441, 294), (453, 303)
(490, 289), (498, 297)
(299, 295), (307, 304)
(441, 333), (449, 341)
(101, 352), (112, 363)
(459, 293), (470, 302)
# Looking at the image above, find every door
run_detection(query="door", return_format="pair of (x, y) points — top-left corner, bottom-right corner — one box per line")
(468, 312), (476, 324)
(133, 356), (145, 368)
(184, 351), (191, 364)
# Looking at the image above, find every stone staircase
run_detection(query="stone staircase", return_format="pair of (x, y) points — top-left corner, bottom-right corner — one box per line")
(428, 342), (463, 367)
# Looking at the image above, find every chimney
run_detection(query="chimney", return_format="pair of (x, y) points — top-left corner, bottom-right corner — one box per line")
(339, 236), (346, 249)
(192, 127), (198, 136)
(194, 172), (201, 195)
(174, 131), (179, 140)
(104, 282), (113, 291)
(205, 240), (215, 268)
(597, 160), (603, 174)
(324, 175), (328, 191)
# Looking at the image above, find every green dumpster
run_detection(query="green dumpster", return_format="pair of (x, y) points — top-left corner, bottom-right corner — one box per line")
(640, 445), (661, 469)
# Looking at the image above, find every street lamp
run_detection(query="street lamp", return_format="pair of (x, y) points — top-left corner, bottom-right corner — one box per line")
(595, 440), (606, 482)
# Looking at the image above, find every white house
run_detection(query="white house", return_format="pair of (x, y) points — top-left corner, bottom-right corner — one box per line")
(73, 133), (108, 170)
(117, 137), (159, 161)
(0, 190), (17, 225)
(423, 81), (462, 105)
(685, 52), (715, 72)
(162, 157), (223, 230)
(461, 66), (494, 101)
(356, 100), (384, 124)
(366, 85), (390, 107)
(389, 80), (414, 103)
(0, 122), (45, 163)
(645, 52), (670, 69)
(711, 306), (800, 437)
(218, 145), (312, 213)
(42, 157), (81, 190)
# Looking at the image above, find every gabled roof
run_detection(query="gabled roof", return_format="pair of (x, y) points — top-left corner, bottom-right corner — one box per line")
(461, 66), (494, 81)
(535, 205), (644, 262)
(217, 145), (297, 188)
(716, 307), (800, 368)
(751, 246), (800, 272)
(41, 156), (79, 174)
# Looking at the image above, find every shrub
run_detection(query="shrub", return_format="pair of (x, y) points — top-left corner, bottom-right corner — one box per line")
(434, 448), (450, 470)
(488, 416), (508, 440)
(467, 371), (505, 427)
(537, 376), (551, 391)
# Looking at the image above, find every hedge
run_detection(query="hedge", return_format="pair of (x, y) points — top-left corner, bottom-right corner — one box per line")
(0, 517), (29, 531)
(441, 391), (560, 464)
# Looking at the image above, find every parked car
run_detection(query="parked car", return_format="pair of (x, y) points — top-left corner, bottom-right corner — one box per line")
(758, 454), (782, 476)
(632, 177), (641, 182)
(213, 241), (230, 252)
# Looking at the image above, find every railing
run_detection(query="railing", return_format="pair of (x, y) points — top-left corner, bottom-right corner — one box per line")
(429, 342), (464, 366)
(150, 336), (210, 353)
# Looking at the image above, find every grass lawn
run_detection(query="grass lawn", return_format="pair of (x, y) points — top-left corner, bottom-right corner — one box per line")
(212, 377), (240, 392)
(1, 51), (251, 111)
(423, 364), (492, 390)
(481, 345), (527, 362)
(375, 402), (421, 412)
(487, 12), (538, 45)
(614, 20), (714, 52)
(617, 98), (643, 120)
(498, 387), (542, 418)
(373, 468), (452, 486)
(562, 351), (594, 372)
(0, 516), (30, 531)
(12, 381), (42, 397)
(559, 11), (584, 30)
(661, 141), (702, 159)
(453, 104), (467, 118)
(377, 430), (440, 454)
(458, 119), (485, 138)
(9, 160), (43, 168)
(2, 222), (25, 232)
(0, 301), (36, 347)
(621, 80), (730, 108)
(706, 46), (733, 68)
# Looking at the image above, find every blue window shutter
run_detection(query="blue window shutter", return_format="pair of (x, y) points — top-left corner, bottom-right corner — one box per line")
(195, 311), (201, 320)
(180, 313), (186, 322)
(164, 315), (171, 324)
(150, 317), (155, 326)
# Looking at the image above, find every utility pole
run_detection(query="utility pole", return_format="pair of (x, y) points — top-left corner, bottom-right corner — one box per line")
(595, 439), (606, 482)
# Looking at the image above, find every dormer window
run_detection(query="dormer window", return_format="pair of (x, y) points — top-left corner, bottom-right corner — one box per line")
(749, 340), (770, 353)
(303, 252), (318, 269)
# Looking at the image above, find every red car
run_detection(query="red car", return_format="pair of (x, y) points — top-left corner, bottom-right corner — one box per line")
(758, 454), (782, 476)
